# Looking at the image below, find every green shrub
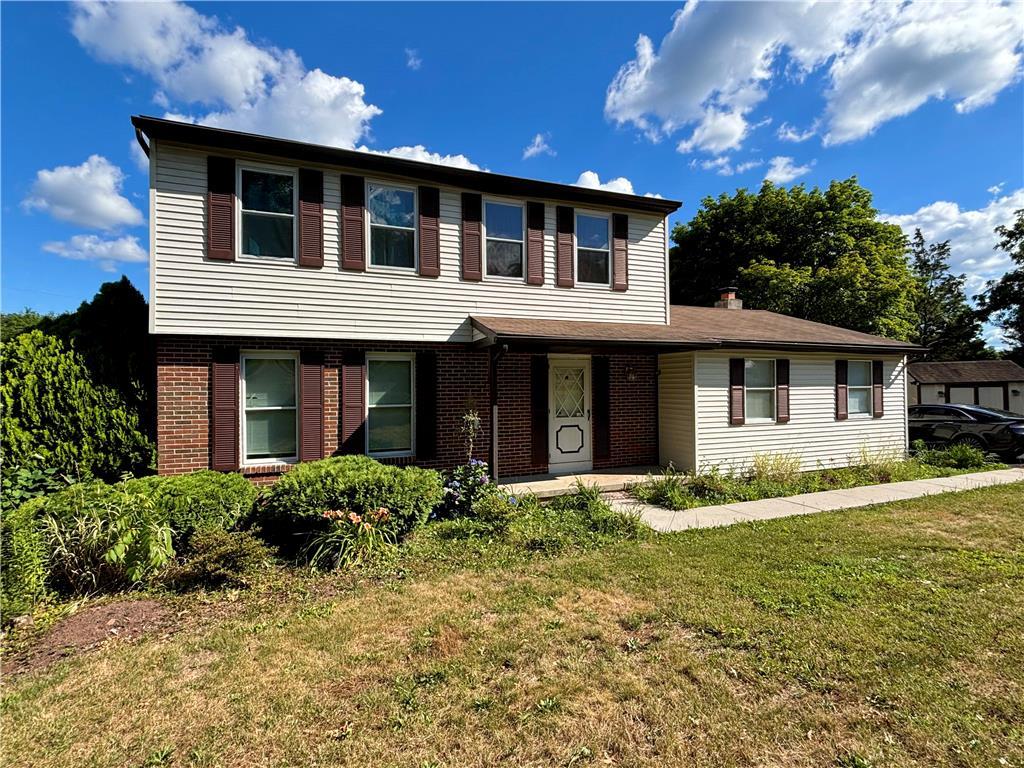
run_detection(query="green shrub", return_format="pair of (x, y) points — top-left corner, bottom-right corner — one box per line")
(913, 441), (989, 470)
(260, 456), (444, 544)
(471, 491), (520, 531)
(164, 529), (272, 590)
(42, 482), (174, 593)
(305, 507), (397, 570)
(1, 498), (49, 618)
(0, 331), (152, 481)
(127, 471), (258, 548)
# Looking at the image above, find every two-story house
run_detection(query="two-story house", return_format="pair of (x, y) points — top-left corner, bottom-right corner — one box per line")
(134, 116), (922, 484)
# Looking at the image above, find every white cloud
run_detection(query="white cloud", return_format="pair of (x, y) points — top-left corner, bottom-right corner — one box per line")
(356, 144), (483, 171)
(884, 188), (1024, 297)
(71, 1), (381, 149)
(696, 156), (764, 177)
(764, 156), (813, 184)
(42, 234), (147, 273)
(605, 1), (1022, 153)
(777, 121), (817, 143)
(129, 139), (149, 172)
(22, 155), (144, 230)
(523, 133), (556, 160)
(405, 48), (422, 71)
(988, 182), (1006, 196)
(573, 171), (635, 195)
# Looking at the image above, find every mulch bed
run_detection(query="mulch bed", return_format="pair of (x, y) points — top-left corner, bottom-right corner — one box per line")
(3, 599), (174, 678)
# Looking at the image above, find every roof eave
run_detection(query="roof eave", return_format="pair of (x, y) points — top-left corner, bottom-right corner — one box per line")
(715, 340), (926, 354)
(132, 115), (682, 216)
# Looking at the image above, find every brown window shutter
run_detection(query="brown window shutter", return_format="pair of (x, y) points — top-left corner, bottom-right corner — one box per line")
(418, 186), (441, 277)
(461, 192), (482, 281)
(835, 360), (849, 420)
(612, 213), (629, 292)
(526, 201), (545, 285)
(297, 169), (324, 268)
(556, 205), (574, 288)
(339, 350), (366, 454)
(592, 356), (611, 461)
(776, 359), (790, 424)
(206, 156), (235, 262)
(211, 347), (240, 471)
(415, 351), (438, 460)
(872, 360), (884, 418)
(729, 358), (745, 426)
(340, 174), (365, 271)
(530, 355), (549, 468)
(299, 350), (325, 462)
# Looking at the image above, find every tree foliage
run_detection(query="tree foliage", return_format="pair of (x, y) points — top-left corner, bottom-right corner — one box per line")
(1, 330), (153, 480)
(671, 178), (919, 339)
(977, 208), (1024, 362)
(908, 230), (990, 360)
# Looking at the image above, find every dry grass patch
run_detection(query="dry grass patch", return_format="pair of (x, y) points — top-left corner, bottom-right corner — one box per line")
(3, 484), (1023, 767)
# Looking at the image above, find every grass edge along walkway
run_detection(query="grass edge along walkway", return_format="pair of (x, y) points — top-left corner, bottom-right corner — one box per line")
(617, 467), (1024, 532)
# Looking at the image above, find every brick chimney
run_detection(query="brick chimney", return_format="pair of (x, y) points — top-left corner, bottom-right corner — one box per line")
(714, 286), (743, 309)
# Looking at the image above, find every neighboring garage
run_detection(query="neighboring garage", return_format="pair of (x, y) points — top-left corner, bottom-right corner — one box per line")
(908, 360), (1024, 414)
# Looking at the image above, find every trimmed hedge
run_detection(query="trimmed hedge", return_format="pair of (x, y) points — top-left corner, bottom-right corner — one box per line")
(259, 456), (444, 541)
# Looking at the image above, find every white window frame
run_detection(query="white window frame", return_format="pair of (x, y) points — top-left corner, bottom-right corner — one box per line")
(847, 359), (873, 418)
(240, 350), (299, 466)
(236, 163), (298, 262)
(365, 179), (418, 272)
(574, 210), (612, 287)
(744, 358), (776, 423)
(483, 197), (526, 281)
(365, 352), (416, 458)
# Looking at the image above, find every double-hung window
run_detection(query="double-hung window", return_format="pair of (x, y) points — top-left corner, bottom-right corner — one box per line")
(484, 201), (524, 278)
(367, 183), (416, 268)
(240, 168), (295, 259)
(241, 352), (298, 463)
(847, 360), (872, 416)
(745, 359), (776, 421)
(576, 213), (610, 285)
(367, 354), (415, 456)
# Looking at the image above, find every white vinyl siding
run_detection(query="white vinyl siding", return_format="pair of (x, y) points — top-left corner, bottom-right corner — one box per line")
(150, 142), (669, 341)
(660, 351), (908, 473)
(658, 352), (696, 471)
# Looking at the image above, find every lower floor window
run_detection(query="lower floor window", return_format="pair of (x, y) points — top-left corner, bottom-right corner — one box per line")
(745, 359), (776, 420)
(242, 353), (297, 462)
(848, 360), (872, 415)
(367, 354), (415, 455)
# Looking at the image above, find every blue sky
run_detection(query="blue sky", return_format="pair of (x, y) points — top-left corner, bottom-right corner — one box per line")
(3, 1), (1022, 344)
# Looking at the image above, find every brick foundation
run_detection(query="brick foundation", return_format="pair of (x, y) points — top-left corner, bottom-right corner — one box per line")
(156, 336), (658, 481)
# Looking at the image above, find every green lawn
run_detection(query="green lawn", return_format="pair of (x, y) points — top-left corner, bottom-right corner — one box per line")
(3, 484), (1023, 768)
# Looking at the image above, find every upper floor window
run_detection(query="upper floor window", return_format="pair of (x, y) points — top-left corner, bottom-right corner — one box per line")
(240, 169), (295, 259)
(576, 213), (610, 285)
(485, 201), (524, 278)
(847, 361), (872, 416)
(241, 352), (298, 463)
(745, 359), (775, 421)
(367, 183), (416, 268)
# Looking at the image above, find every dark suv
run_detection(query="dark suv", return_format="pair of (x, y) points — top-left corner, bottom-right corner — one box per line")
(908, 404), (1024, 462)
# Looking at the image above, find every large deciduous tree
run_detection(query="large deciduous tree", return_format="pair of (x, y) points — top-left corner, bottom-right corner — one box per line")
(670, 178), (918, 340)
(977, 208), (1024, 363)
(908, 230), (989, 360)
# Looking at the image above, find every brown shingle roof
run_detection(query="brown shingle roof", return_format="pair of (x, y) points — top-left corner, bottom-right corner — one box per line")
(908, 360), (1024, 384)
(471, 306), (924, 353)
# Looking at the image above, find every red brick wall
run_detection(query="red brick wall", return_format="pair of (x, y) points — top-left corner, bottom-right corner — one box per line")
(156, 336), (657, 481)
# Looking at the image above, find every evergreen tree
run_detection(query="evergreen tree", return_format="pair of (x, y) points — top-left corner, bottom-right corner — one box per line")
(908, 229), (990, 360)
(977, 208), (1024, 363)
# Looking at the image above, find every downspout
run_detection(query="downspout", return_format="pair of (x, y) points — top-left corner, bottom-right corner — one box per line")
(489, 343), (508, 479)
(134, 128), (150, 158)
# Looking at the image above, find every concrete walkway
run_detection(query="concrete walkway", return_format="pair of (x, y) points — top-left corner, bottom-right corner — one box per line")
(502, 466), (661, 500)
(611, 467), (1024, 533)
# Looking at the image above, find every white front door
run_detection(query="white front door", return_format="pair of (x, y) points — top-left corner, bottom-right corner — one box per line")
(548, 357), (592, 473)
